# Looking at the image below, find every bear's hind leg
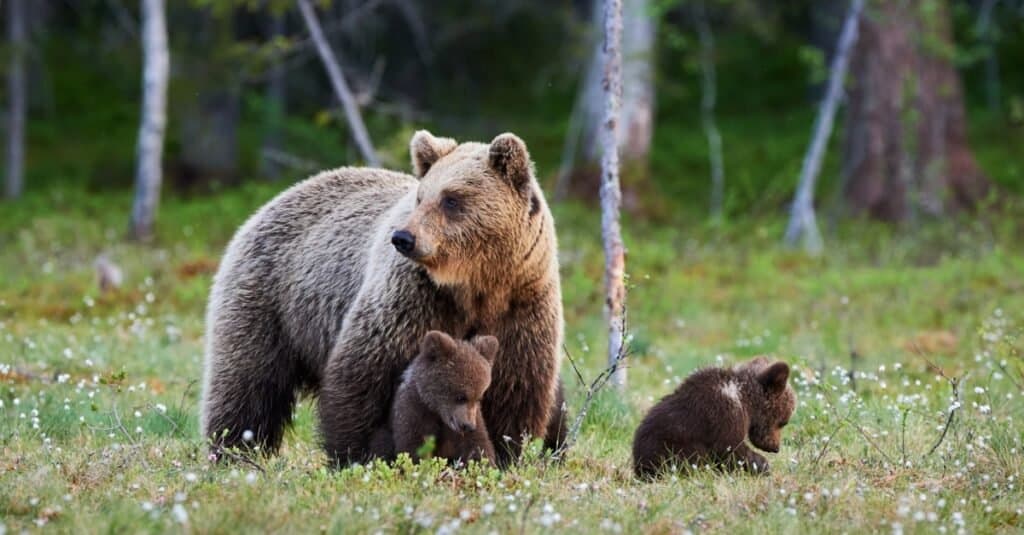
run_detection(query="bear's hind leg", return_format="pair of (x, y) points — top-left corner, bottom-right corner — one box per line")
(202, 312), (301, 457)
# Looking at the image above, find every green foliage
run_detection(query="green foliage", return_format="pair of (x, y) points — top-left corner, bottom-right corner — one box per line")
(3, 186), (1024, 531)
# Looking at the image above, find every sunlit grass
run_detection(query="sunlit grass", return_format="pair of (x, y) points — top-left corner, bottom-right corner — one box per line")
(1, 184), (1022, 533)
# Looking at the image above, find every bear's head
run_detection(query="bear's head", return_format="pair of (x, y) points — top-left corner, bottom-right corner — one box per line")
(413, 330), (499, 434)
(743, 360), (797, 453)
(392, 130), (550, 288)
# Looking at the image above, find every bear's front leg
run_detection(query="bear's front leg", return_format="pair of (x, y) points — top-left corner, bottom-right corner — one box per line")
(319, 318), (414, 467)
(486, 300), (561, 466)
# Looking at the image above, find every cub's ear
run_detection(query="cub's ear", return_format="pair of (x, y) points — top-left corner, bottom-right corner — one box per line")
(488, 133), (533, 194)
(410, 130), (457, 178)
(420, 330), (457, 360)
(471, 335), (500, 365)
(736, 355), (770, 374)
(757, 362), (791, 393)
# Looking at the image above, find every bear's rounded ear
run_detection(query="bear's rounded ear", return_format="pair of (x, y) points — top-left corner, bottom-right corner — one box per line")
(421, 330), (457, 360)
(757, 362), (791, 393)
(410, 130), (457, 178)
(471, 335), (500, 365)
(488, 133), (533, 195)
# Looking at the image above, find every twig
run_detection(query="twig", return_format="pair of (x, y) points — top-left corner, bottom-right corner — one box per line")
(909, 347), (966, 458)
(518, 493), (538, 535)
(815, 383), (897, 466)
(811, 418), (846, 467)
(554, 323), (631, 458)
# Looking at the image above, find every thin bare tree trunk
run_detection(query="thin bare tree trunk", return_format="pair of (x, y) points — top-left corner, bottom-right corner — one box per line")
(619, 0), (654, 163)
(694, 1), (724, 220)
(555, 0), (652, 201)
(130, 0), (169, 240)
(5, 0), (27, 200)
(976, 0), (1001, 113)
(261, 12), (287, 180)
(784, 0), (863, 254)
(297, 0), (380, 167)
(600, 0), (627, 389)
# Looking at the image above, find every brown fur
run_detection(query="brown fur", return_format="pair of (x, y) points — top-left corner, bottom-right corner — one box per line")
(200, 131), (564, 467)
(369, 331), (498, 464)
(632, 357), (796, 478)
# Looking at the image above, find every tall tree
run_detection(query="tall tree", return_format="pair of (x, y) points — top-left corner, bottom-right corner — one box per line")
(693, 1), (724, 220)
(297, 0), (380, 167)
(556, 0), (653, 200)
(5, 0), (27, 200)
(785, 0), (864, 254)
(130, 0), (170, 240)
(600, 0), (628, 389)
(844, 0), (991, 221)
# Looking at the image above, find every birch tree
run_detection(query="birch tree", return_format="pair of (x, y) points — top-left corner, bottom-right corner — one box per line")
(784, 0), (863, 254)
(694, 1), (724, 220)
(600, 0), (628, 389)
(297, 0), (380, 167)
(5, 0), (27, 200)
(556, 0), (653, 200)
(130, 0), (170, 240)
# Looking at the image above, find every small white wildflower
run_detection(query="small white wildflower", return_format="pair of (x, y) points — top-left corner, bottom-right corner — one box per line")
(245, 471), (258, 484)
(171, 504), (189, 524)
(242, 430), (254, 442)
(184, 472), (198, 483)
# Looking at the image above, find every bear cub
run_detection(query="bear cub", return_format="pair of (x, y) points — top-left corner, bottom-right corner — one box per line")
(370, 331), (498, 464)
(632, 357), (796, 478)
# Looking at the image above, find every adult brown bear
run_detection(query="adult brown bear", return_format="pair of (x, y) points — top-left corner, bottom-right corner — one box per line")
(200, 131), (564, 466)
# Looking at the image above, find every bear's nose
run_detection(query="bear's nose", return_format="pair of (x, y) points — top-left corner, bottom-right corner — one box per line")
(459, 421), (476, 433)
(391, 230), (416, 255)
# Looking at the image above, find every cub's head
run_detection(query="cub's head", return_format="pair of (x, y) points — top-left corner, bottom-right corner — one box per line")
(743, 359), (797, 453)
(391, 130), (550, 287)
(413, 330), (498, 434)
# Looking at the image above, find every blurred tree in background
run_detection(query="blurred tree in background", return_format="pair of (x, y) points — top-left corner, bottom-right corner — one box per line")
(2, 0), (1023, 237)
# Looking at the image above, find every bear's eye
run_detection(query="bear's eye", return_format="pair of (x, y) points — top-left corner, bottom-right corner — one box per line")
(441, 195), (459, 212)
(454, 394), (468, 404)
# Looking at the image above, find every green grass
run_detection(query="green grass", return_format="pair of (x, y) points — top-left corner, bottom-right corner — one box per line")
(1, 179), (1022, 533)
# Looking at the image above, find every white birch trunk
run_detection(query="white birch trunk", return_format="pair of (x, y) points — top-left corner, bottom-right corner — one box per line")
(784, 0), (864, 254)
(619, 0), (654, 162)
(600, 0), (628, 389)
(130, 0), (169, 240)
(695, 2), (724, 220)
(297, 0), (380, 167)
(5, 0), (27, 200)
(555, 0), (652, 198)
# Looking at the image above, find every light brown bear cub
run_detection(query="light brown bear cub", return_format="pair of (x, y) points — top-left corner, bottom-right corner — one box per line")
(370, 331), (498, 464)
(632, 357), (796, 478)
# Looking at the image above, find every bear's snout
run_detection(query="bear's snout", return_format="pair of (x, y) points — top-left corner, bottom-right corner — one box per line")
(459, 421), (476, 434)
(391, 230), (417, 256)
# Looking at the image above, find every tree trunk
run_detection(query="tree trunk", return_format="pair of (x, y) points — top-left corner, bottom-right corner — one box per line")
(555, 0), (653, 201)
(694, 1), (724, 220)
(297, 0), (380, 167)
(600, 0), (628, 390)
(5, 0), (27, 200)
(130, 0), (169, 240)
(261, 12), (287, 180)
(785, 0), (864, 254)
(844, 0), (991, 221)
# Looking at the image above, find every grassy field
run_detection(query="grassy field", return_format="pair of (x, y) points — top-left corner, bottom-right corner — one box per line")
(1, 179), (1023, 533)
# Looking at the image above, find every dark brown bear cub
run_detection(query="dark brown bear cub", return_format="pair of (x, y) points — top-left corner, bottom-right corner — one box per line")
(632, 357), (796, 478)
(370, 331), (498, 464)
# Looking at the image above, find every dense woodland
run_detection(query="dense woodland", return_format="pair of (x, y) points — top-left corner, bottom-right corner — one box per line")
(2, 1), (1024, 533)
(5, 0), (1023, 223)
